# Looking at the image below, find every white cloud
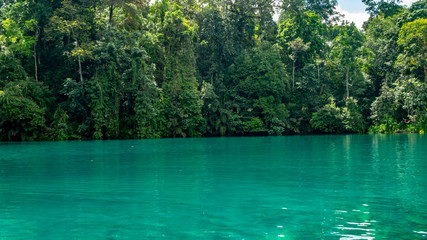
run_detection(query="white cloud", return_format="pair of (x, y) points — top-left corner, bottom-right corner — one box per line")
(401, 0), (418, 6)
(335, 5), (370, 29)
(273, 13), (280, 22)
(335, 1), (417, 29)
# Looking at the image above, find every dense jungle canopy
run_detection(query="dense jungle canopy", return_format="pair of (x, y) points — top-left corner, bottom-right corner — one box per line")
(0, 0), (426, 141)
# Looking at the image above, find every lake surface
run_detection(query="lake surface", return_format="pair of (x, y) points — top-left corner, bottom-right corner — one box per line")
(0, 134), (426, 239)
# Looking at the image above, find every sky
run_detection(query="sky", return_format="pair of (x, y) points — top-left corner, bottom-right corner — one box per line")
(337, 0), (419, 29)
(148, 0), (419, 30)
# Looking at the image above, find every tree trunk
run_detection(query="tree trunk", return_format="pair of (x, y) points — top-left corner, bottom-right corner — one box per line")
(34, 42), (38, 81)
(76, 38), (83, 83)
(345, 65), (350, 99)
(319, 84), (324, 96)
(292, 60), (296, 88)
(34, 28), (39, 81)
(70, 28), (83, 83)
(78, 56), (83, 83)
(109, 5), (114, 24)
(317, 63), (320, 94)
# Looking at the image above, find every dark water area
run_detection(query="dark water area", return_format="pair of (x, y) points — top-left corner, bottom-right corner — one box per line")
(1, 134), (426, 239)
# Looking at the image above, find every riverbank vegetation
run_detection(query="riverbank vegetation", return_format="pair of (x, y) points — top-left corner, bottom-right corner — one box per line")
(0, 0), (426, 140)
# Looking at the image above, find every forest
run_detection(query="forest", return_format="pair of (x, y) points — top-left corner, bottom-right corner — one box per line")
(0, 0), (426, 141)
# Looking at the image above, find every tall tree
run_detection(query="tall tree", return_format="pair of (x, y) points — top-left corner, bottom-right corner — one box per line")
(330, 24), (365, 99)
(396, 18), (427, 82)
(227, 42), (289, 135)
(277, 10), (324, 88)
(151, 1), (205, 137)
(364, 13), (401, 92)
(362, 0), (403, 17)
(288, 37), (310, 88)
(44, 0), (96, 83)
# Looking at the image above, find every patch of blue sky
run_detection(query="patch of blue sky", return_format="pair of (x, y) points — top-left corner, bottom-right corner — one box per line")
(337, 0), (366, 13)
(337, 0), (418, 29)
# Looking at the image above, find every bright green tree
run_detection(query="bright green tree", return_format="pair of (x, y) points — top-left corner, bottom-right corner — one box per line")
(277, 10), (324, 87)
(396, 18), (427, 82)
(151, 1), (205, 137)
(330, 24), (365, 99)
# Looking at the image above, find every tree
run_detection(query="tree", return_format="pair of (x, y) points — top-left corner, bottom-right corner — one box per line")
(396, 18), (427, 82)
(0, 0), (40, 82)
(277, 10), (324, 89)
(288, 38), (310, 88)
(0, 1), (37, 57)
(330, 24), (365, 99)
(1, 0), (426, 140)
(310, 97), (345, 133)
(86, 27), (159, 139)
(311, 97), (366, 133)
(363, 13), (401, 92)
(44, 0), (95, 83)
(0, 51), (27, 88)
(362, 0), (403, 17)
(151, 1), (205, 137)
(104, 0), (147, 29)
(370, 77), (427, 132)
(226, 42), (289, 135)
(280, 0), (338, 21)
(0, 79), (50, 141)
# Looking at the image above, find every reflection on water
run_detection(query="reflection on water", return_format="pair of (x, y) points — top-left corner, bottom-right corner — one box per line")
(333, 205), (376, 240)
(0, 134), (426, 239)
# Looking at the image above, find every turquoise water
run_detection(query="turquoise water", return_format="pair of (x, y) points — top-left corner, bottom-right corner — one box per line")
(0, 134), (426, 239)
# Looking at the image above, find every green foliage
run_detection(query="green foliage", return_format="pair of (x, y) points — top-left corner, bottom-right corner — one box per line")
(0, 79), (49, 141)
(311, 97), (366, 133)
(311, 98), (345, 133)
(153, 1), (205, 138)
(277, 10), (324, 70)
(268, 118), (285, 136)
(362, 0), (403, 17)
(330, 24), (364, 67)
(329, 24), (365, 99)
(0, 1), (37, 56)
(364, 14), (401, 93)
(280, 0), (338, 21)
(88, 27), (160, 139)
(0, 52), (27, 88)
(0, 0), (426, 141)
(343, 97), (368, 133)
(371, 77), (427, 132)
(59, 78), (88, 137)
(368, 116), (399, 133)
(243, 117), (265, 132)
(228, 43), (288, 100)
(226, 42), (289, 135)
(396, 18), (427, 81)
(52, 107), (71, 140)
